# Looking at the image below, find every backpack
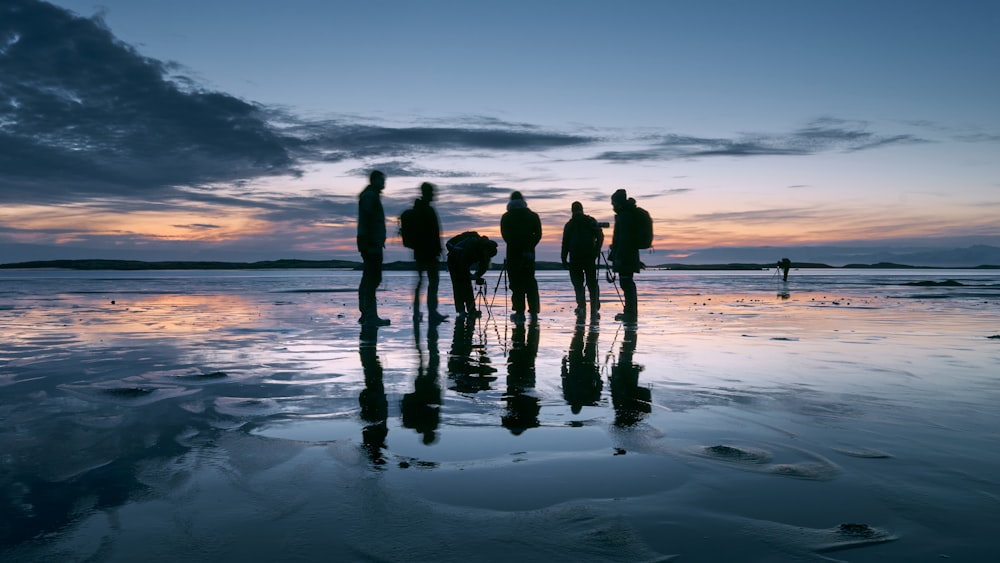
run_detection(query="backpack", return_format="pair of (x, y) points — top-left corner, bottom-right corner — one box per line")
(633, 206), (653, 250)
(399, 205), (417, 249)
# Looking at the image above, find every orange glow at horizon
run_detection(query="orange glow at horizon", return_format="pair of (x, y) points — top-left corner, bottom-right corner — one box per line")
(0, 204), (273, 243)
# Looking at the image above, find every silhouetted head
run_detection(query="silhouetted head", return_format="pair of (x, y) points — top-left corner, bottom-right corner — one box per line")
(507, 190), (527, 211)
(571, 201), (583, 215)
(483, 237), (499, 258)
(611, 189), (627, 211)
(369, 170), (386, 190)
(420, 182), (435, 201)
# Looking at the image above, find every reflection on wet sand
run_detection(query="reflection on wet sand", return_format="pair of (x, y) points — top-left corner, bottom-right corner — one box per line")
(447, 315), (497, 392)
(358, 324), (388, 465)
(561, 320), (603, 415)
(502, 322), (540, 434)
(1, 293), (264, 346)
(402, 320), (442, 445)
(3, 269), (999, 560)
(609, 327), (650, 428)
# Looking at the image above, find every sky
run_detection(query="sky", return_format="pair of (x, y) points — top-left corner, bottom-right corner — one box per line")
(2, 0), (999, 265)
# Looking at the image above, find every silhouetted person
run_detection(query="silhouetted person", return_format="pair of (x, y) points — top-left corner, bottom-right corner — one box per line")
(610, 327), (650, 428)
(446, 231), (497, 318)
(609, 189), (642, 323)
(561, 321), (602, 414)
(561, 201), (604, 320)
(503, 322), (540, 434)
(357, 170), (390, 327)
(501, 191), (542, 324)
(359, 324), (388, 465)
(402, 317), (442, 444)
(447, 314), (497, 393)
(778, 258), (791, 282)
(405, 182), (448, 324)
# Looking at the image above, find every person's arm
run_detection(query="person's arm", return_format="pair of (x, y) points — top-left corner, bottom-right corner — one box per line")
(532, 213), (543, 247)
(594, 219), (605, 256)
(561, 222), (571, 265)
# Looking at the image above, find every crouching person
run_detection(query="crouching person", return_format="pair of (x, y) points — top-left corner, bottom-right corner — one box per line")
(446, 231), (498, 319)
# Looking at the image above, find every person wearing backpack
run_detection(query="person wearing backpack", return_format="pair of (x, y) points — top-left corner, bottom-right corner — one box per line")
(401, 182), (448, 324)
(500, 191), (542, 324)
(609, 188), (652, 323)
(561, 201), (604, 320)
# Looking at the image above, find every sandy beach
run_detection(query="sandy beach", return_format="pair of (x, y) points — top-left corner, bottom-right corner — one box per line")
(1, 268), (998, 562)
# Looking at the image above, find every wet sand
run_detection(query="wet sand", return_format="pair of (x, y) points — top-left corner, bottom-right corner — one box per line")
(1, 269), (998, 561)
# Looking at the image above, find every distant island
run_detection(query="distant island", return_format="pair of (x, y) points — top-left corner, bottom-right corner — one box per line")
(1, 259), (997, 271)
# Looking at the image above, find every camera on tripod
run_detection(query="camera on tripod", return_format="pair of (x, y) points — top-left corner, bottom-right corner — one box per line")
(475, 277), (486, 285)
(597, 222), (610, 228)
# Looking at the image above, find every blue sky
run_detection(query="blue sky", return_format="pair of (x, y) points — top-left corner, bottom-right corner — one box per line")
(2, 0), (998, 264)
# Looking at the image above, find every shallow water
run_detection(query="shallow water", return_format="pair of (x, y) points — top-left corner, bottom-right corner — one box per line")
(1, 268), (998, 562)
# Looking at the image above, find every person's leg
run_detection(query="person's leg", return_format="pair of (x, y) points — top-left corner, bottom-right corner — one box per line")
(427, 262), (439, 312)
(526, 269), (540, 316)
(619, 272), (637, 322)
(507, 256), (526, 314)
(584, 264), (600, 316)
(569, 266), (586, 313)
(448, 261), (472, 314)
(427, 261), (447, 321)
(413, 266), (425, 318)
(360, 251), (385, 323)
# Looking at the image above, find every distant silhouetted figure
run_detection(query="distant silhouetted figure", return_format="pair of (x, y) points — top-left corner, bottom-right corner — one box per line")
(402, 182), (448, 324)
(357, 170), (390, 327)
(778, 258), (791, 281)
(561, 321), (602, 415)
(501, 191), (542, 324)
(609, 189), (644, 323)
(610, 327), (650, 429)
(503, 322), (540, 434)
(446, 231), (498, 318)
(561, 201), (604, 319)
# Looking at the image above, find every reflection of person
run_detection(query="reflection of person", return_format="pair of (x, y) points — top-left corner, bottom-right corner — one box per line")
(408, 182), (448, 324)
(446, 315), (497, 392)
(500, 191), (542, 323)
(561, 321), (602, 414)
(561, 201), (604, 319)
(610, 327), (650, 428)
(503, 322), (540, 434)
(609, 189), (642, 323)
(359, 325), (388, 464)
(402, 318), (442, 444)
(778, 258), (791, 282)
(446, 231), (497, 318)
(357, 170), (390, 327)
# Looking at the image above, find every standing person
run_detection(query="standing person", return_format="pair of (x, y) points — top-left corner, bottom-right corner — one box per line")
(609, 188), (645, 323)
(357, 170), (390, 327)
(402, 182), (448, 324)
(778, 258), (791, 282)
(445, 231), (498, 318)
(500, 191), (542, 323)
(561, 201), (604, 319)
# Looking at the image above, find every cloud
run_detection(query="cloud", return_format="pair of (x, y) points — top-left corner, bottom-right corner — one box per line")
(650, 188), (693, 197)
(0, 0), (296, 204)
(591, 118), (930, 162)
(0, 0), (597, 208)
(285, 118), (595, 163)
(172, 223), (222, 230)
